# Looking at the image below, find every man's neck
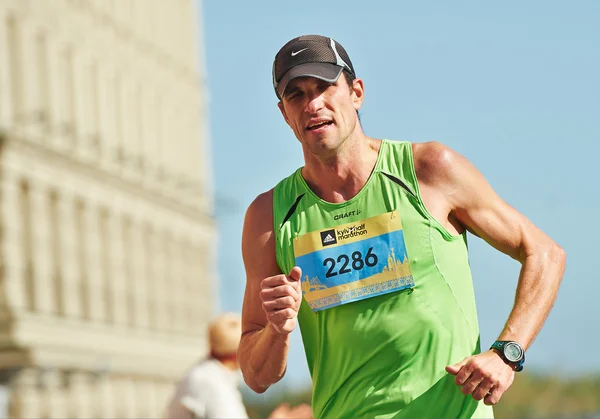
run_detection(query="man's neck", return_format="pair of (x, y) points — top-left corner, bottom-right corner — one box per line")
(302, 135), (381, 203)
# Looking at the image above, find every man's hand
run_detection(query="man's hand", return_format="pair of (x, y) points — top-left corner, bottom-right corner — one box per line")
(260, 266), (302, 334)
(445, 350), (515, 406)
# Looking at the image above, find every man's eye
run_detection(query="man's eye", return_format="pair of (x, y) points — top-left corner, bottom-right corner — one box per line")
(288, 91), (302, 100)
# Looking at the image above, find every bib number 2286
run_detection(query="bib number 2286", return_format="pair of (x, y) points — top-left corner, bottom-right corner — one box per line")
(322, 247), (378, 278)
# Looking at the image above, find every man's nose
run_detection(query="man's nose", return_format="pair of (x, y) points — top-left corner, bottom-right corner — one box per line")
(305, 92), (325, 114)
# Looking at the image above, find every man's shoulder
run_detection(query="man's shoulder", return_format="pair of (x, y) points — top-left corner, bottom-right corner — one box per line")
(411, 141), (454, 169)
(249, 188), (274, 212)
(244, 188), (275, 236)
(411, 141), (459, 185)
(185, 360), (211, 379)
(247, 186), (274, 215)
(186, 360), (227, 384)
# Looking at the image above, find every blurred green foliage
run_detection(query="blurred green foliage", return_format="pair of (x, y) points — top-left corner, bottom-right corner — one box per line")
(495, 373), (600, 418)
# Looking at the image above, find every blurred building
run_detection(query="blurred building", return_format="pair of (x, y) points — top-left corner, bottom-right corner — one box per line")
(0, 0), (215, 417)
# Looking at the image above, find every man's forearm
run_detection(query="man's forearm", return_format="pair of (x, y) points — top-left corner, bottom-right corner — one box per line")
(239, 323), (291, 393)
(498, 243), (566, 350)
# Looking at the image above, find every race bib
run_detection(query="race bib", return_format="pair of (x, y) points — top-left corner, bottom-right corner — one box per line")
(293, 210), (414, 312)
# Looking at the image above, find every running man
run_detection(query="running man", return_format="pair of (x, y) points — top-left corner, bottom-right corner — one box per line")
(238, 34), (566, 418)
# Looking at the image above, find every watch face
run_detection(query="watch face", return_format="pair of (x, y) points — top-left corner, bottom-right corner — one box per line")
(504, 342), (523, 362)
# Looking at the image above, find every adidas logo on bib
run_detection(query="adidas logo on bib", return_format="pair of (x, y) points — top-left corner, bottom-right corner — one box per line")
(320, 229), (338, 247)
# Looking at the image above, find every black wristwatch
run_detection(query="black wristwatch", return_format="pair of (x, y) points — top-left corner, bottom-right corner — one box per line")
(490, 340), (525, 372)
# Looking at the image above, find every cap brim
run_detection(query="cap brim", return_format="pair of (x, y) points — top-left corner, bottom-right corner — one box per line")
(277, 63), (344, 99)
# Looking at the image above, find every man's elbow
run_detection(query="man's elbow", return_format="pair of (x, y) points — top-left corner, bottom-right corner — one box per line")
(238, 351), (270, 394)
(526, 233), (566, 269)
(240, 367), (270, 394)
(246, 378), (270, 394)
(550, 242), (567, 269)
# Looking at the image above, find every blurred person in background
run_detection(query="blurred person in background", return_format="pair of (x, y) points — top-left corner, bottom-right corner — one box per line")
(239, 34), (566, 419)
(165, 313), (311, 419)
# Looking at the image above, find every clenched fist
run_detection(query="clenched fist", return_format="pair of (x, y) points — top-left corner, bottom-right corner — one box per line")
(260, 266), (302, 334)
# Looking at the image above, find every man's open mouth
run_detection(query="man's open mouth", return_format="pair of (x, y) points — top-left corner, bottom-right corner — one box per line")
(307, 121), (333, 130)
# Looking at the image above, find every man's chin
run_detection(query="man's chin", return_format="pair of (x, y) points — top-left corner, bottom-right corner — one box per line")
(305, 138), (345, 156)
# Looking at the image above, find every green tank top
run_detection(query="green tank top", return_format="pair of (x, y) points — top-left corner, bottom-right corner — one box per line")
(273, 140), (494, 419)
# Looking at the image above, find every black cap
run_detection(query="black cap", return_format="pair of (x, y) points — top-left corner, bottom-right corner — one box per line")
(272, 35), (356, 100)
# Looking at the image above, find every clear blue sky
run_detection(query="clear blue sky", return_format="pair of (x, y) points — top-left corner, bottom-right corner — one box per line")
(199, 0), (599, 392)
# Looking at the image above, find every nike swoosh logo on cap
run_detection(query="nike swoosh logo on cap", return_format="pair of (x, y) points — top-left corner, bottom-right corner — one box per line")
(291, 48), (308, 56)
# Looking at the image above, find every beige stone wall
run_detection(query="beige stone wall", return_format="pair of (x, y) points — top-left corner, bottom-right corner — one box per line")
(0, 0), (215, 417)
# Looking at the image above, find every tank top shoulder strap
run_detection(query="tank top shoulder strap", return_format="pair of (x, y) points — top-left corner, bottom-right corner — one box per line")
(273, 169), (306, 231)
(377, 140), (420, 199)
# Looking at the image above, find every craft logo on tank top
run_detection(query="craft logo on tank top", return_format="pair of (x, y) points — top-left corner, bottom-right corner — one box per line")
(333, 209), (362, 221)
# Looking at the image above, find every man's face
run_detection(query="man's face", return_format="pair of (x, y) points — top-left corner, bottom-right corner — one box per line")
(278, 74), (364, 155)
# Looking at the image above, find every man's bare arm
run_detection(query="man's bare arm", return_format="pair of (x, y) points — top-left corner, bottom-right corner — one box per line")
(238, 190), (301, 393)
(427, 143), (567, 349)
(415, 142), (566, 405)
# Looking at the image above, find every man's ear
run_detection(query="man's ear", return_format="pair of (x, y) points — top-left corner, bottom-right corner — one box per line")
(278, 101), (291, 126)
(351, 78), (365, 111)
